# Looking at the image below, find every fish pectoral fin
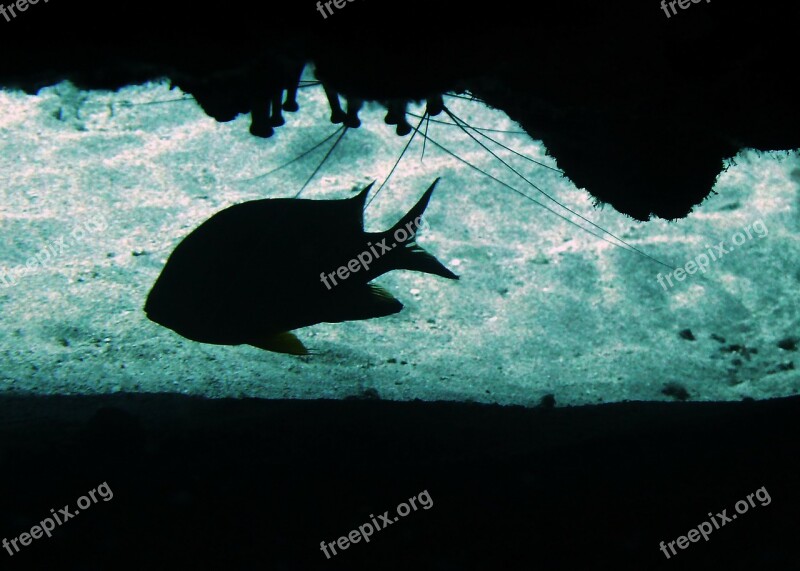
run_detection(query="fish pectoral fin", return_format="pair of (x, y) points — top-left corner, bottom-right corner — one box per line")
(360, 284), (405, 319)
(249, 332), (309, 355)
(368, 284), (401, 306)
(325, 284), (404, 323)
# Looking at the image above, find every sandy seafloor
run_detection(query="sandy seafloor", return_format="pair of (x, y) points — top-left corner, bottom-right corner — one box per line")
(0, 76), (797, 407)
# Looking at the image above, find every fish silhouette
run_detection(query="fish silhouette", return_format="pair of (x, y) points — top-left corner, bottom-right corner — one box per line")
(144, 178), (458, 355)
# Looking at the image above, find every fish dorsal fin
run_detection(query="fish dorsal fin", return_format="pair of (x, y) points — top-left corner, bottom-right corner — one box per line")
(324, 284), (404, 323)
(351, 181), (375, 230)
(249, 332), (309, 355)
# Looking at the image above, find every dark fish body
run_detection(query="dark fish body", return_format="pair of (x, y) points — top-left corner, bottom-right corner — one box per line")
(144, 179), (457, 354)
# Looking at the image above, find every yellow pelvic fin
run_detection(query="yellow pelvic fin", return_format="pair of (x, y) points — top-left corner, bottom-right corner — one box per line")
(249, 331), (309, 356)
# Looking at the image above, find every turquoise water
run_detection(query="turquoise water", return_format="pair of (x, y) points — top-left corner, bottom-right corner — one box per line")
(1, 78), (798, 406)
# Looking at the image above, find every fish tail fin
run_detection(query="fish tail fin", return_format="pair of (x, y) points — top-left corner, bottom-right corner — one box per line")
(386, 178), (459, 281)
